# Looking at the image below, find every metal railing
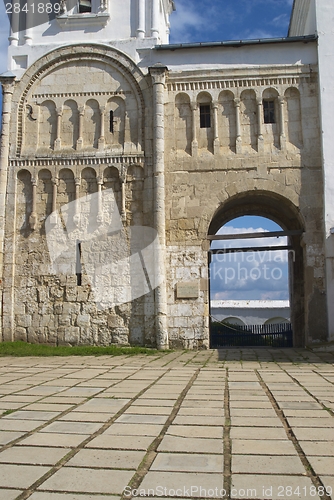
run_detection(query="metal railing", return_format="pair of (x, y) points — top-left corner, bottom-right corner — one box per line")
(210, 319), (293, 348)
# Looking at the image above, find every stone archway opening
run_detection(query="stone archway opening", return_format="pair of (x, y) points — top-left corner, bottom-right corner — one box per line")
(208, 191), (305, 347)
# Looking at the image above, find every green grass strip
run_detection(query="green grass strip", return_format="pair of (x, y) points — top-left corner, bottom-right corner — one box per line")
(0, 341), (166, 357)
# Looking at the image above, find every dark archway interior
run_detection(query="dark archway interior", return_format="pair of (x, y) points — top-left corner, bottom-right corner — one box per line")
(208, 191), (305, 347)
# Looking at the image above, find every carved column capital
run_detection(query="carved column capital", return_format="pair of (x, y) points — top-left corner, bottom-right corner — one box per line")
(56, 106), (63, 116)
(149, 65), (168, 86)
(75, 177), (81, 186)
(278, 96), (285, 105)
(79, 106), (85, 116)
(234, 98), (241, 107)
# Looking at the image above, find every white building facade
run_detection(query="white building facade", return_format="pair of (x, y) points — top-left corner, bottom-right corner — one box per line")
(0, 0), (333, 348)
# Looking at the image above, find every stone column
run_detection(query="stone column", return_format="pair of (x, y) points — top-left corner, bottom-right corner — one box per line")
(98, 106), (105, 151)
(212, 101), (220, 155)
(0, 76), (15, 281)
(149, 65), (169, 350)
(54, 107), (62, 150)
(0, 76), (15, 341)
(29, 177), (38, 230)
(76, 106), (85, 150)
(119, 165), (127, 222)
(137, 0), (146, 38)
(74, 177), (81, 226)
(97, 176), (103, 223)
(234, 98), (242, 154)
(256, 98), (264, 153)
(151, 0), (159, 38)
(49, 177), (58, 225)
(190, 101), (198, 157)
(278, 96), (286, 150)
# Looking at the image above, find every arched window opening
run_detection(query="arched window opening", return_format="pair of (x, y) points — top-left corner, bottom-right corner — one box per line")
(200, 104), (211, 128)
(110, 110), (114, 133)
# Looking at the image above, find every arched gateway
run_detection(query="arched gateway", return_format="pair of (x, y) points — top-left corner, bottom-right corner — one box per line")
(208, 191), (319, 347)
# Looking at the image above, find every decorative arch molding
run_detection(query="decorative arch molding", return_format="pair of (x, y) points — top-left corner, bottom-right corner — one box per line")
(208, 189), (305, 236)
(13, 44), (149, 157)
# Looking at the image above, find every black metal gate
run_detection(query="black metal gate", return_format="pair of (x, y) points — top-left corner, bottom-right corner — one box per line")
(210, 321), (293, 348)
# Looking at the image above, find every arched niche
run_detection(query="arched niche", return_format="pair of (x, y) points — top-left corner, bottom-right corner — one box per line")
(262, 87), (280, 149)
(285, 87), (303, 149)
(105, 97), (126, 150)
(38, 100), (57, 151)
(62, 100), (79, 149)
(240, 89), (257, 151)
(218, 90), (236, 151)
(16, 169), (33, 237)
(37, 169), (53, 232)
(103, 166), (121, 216)
(57, 168), (75, 210)
(175, 93), (191, 154)
(197, 91), (213, 152)
(83, 99), (101, 149)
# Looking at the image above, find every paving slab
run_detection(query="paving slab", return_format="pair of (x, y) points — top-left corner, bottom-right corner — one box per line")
(158, 435), (223, 454)
(115, 414), (168, 424)
(0, 463), (50, 488)
(104, 423), (164, 436)
(172, 415), (224, 426)
(140, 471), (224, 497)
(231, 474), (320, 500)
(232, 455), (306, 474)
(307, 456), (334, 475)
(232, 439), (297, 455)
(65, 449), (146, 469)
(40, 421), (103, 435)
(298, 441), (334, 456)
(287, 417), (334, 427)
(0, 419), (45, 431)
(230, 427), (288, 440)
(292, 428), (334, 441)
(40, 467), (134, 494)
(0, 431), (26, 444)
(231, 417), (282, 427)
(0, 489), (23, 499)
(166, 424), (223, 439)
(0, 445), (68, 465)
(151, 453), (224, 472)
(18, 432), (89, 448)
(86, 435), (153, 450)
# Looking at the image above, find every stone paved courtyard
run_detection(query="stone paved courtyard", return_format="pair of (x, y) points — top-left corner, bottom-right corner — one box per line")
(0, 348), (333, 500)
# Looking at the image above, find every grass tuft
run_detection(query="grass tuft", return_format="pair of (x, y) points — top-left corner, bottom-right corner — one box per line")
(0, 341), (168, 357)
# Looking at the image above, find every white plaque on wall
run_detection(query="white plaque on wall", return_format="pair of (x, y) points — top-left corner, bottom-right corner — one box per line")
(176, 281), (199, 299)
